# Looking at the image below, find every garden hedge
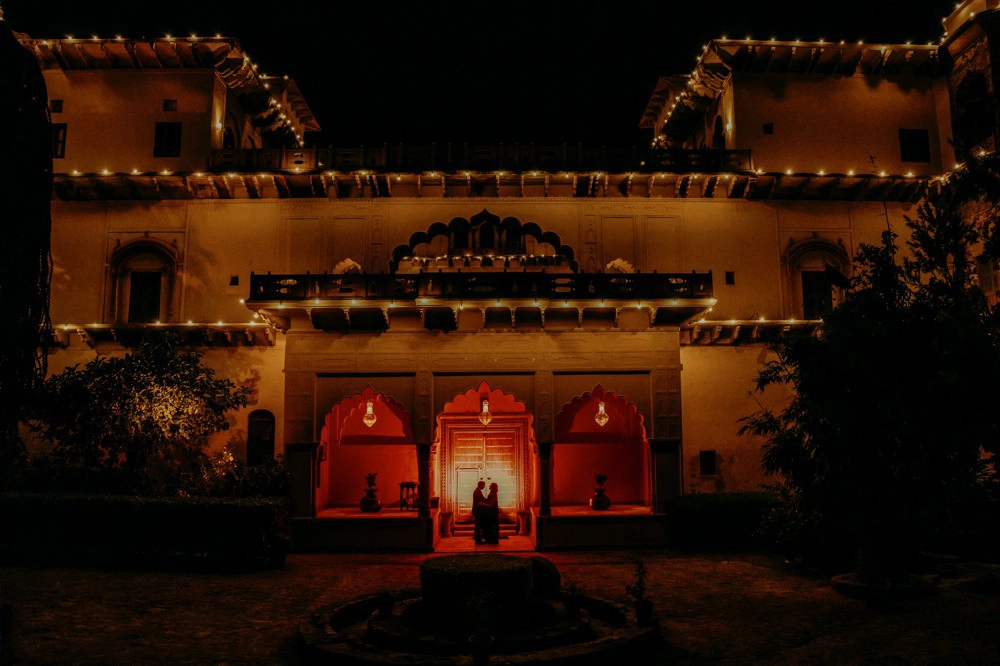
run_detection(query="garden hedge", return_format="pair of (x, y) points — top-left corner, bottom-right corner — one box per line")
(667, 491), (779, 551)
(0, 492), (290, 571)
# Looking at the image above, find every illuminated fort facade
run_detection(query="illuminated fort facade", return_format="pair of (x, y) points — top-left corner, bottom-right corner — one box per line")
(19, 0), (1000, 550)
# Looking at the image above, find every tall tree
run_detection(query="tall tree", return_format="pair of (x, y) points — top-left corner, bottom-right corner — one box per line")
(739, 156), (1000, 583)
(0, 18), (53, 485)
(26, 333), (252, 495)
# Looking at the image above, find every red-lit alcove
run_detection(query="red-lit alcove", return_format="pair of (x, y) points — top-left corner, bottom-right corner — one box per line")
(435, 381), (536, 526)
(317, 385), (417, 509)
(551, 385), (649, 506)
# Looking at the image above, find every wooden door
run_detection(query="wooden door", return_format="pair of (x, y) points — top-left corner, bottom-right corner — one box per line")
(452, 432), (517, 522)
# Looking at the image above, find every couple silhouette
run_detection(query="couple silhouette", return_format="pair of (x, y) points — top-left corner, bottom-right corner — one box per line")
(472, 480), (500, 544)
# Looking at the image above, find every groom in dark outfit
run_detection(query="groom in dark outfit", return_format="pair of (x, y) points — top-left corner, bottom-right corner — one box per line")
(472, 480), (487, 544)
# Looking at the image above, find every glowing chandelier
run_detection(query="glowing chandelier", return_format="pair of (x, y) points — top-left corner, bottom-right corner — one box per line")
(595, 401), (609, 427)
(363, 400), (377, 428)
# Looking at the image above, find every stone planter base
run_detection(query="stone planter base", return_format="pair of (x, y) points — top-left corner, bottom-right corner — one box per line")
(830, 572), (937, 605)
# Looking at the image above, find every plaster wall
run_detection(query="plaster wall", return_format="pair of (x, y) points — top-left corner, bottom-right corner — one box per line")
(731, 73), (953, 175)
(44, 69), (219, 174)
(200, 344), (288, 456)
(551, 442), (645, 505)
(50, 197), (916, 327)
(322, 442), (418, 508)
(680, 344), (791, 494)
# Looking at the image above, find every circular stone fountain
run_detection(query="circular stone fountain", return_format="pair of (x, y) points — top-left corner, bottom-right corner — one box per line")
(298, 553), (660, 665)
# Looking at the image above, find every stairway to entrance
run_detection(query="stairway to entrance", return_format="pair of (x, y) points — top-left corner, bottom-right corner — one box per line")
(450, 522), (519, 539)
(436, 533), (533, 553)
(437, 521), (530, 552)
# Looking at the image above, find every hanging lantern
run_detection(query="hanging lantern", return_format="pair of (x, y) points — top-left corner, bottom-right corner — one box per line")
(595, 401), (609, 427)
(479, 399), (492, 426)
(363, 400), (377, 428)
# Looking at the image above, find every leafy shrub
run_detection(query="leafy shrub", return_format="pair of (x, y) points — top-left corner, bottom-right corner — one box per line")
(23, 333), (251, 496)
(13, 455), (135, 495)
(753, 485), (855, 572)
(178, 449), (290, 498)
(12, 446), (289, 499)
(668, 491), (779, 551)
(923, 478), (1000, 562)
(0, 491), (290, 570)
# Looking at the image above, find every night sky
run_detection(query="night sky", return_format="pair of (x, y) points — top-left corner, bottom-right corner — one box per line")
(2, 1), (957, 147)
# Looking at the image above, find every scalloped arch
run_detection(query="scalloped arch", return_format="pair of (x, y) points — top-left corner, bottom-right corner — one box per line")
(320, 385), (414, 446)
(785, 237), (850, 272)
(110, 237), (179, 265)
(554, 384), (646, 444)
(389, 210), (578, 271)
(442, 380), (527, 415)
(435, 380), (535, 446)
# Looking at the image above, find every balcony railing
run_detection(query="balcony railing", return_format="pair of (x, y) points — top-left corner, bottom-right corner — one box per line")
(210, 145), (753, 175)
(247, 271), (713, 304)
(652, 148), (754, 172)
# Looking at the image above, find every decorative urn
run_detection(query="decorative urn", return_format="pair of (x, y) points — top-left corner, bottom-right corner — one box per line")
(590, 474), (611, 510)
(360, 473), (382, 512)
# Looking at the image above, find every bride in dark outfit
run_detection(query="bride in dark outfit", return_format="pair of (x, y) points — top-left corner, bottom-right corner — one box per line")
(484, 482), (500, 544)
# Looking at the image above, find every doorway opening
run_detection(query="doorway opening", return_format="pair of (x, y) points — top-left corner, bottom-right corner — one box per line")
(434, 381), (536, 536)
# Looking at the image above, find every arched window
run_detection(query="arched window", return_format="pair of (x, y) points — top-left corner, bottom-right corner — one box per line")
(247, 410), (276, 466)
(222, 127), (236, 150)
(109, 240), (179, 324)
(785, 237), (850, 320)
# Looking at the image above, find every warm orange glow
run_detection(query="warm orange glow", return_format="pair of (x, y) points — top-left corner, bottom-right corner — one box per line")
(595, 401), (609, 427)
(363, 400), (377, 428)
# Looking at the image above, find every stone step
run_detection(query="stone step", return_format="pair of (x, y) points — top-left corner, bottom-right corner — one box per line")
(451, 524), (517, 536)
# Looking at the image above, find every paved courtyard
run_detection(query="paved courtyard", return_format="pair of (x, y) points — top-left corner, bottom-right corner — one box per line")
(2, 549), (999, 664)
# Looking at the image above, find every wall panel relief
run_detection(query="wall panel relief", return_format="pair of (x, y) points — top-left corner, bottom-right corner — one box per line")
(601, 216), (637, 270)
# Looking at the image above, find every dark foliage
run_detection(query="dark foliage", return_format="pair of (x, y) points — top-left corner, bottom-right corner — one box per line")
(739, 155), (1000, 582)
(0, 492), (290, 571)
(0, 23), (53, 486)
(23, 333), (252, 495)
(667, 491), (779, 551)
(178, 450), (290, 498)
(14, 448), (290, 499)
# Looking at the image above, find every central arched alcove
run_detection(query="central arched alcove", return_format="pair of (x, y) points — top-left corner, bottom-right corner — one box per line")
(552, 385), (649, 507)
(434, 380), (536, 530)
(784, 236), (851, 320)
(108, 238), (180, 324)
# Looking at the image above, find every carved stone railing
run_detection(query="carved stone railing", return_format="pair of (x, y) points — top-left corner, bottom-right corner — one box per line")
(247, 270), (713, 304)
(651, 148), (754, 172)
(209, 145), (754, 174)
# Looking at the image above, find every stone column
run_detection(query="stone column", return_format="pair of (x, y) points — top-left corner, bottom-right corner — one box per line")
(649, 438), (682, 513)
(537, 441), (552, 516)
(285, 442), (318, 518)
(416, 442), (432, 518)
